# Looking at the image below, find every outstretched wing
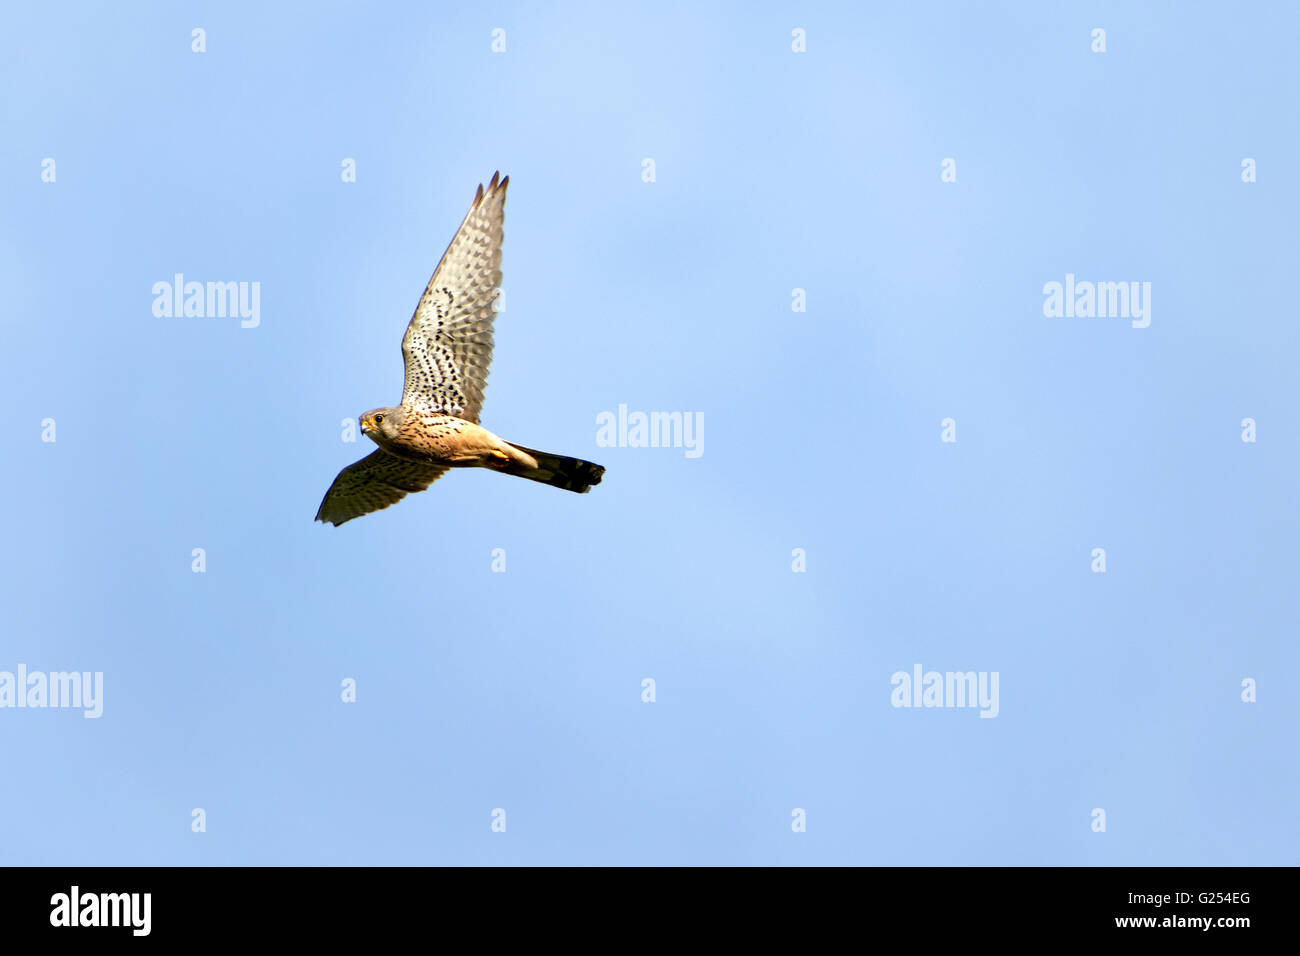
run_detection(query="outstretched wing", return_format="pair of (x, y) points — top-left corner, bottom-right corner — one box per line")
(315, 450), (448, 527)
(401, 172), (507, 424)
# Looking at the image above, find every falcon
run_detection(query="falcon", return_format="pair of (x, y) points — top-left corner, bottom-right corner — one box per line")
(315, 172), (605, 527)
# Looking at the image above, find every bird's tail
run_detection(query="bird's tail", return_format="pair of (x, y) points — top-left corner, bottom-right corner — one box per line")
(499, 442), (606, 494)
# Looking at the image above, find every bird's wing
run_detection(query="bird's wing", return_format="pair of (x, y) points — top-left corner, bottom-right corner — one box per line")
(315, 450), (448, 526)
(401, 172), (507, 424)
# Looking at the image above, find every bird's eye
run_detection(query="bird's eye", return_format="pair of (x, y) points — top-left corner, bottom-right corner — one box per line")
(374, 414), (384, 424)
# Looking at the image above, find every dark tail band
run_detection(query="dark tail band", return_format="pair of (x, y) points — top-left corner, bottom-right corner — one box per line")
(503, 443), (606, 494)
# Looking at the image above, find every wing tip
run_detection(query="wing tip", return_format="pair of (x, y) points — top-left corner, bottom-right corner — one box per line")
(473, 171), (507, 207)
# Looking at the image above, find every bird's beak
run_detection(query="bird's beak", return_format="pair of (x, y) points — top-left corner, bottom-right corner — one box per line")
(359, 417), (371, 433)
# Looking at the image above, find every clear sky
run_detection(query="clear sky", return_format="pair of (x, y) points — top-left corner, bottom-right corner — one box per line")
(1, 1), (1296, 865)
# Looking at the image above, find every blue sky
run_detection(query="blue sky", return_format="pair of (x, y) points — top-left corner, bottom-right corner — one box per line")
(1, 1), (1296, 865)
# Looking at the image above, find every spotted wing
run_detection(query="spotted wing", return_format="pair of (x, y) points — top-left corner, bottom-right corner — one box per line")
(400, 172), (507, 423)
(315, 450), (448, 526)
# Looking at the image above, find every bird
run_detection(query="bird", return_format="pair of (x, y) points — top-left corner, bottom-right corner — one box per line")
(315, 172), (605, 526)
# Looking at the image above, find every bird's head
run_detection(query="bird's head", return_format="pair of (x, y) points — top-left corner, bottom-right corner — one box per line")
(359, 406), (403, 445)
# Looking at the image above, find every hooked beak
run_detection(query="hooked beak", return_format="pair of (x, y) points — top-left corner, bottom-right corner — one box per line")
(359, 416), (372, 434)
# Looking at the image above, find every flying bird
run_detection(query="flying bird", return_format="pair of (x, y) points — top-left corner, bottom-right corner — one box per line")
(315, 172), (605, 526)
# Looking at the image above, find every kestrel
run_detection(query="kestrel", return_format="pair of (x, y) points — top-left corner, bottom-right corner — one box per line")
(315, 172), (605, 527)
